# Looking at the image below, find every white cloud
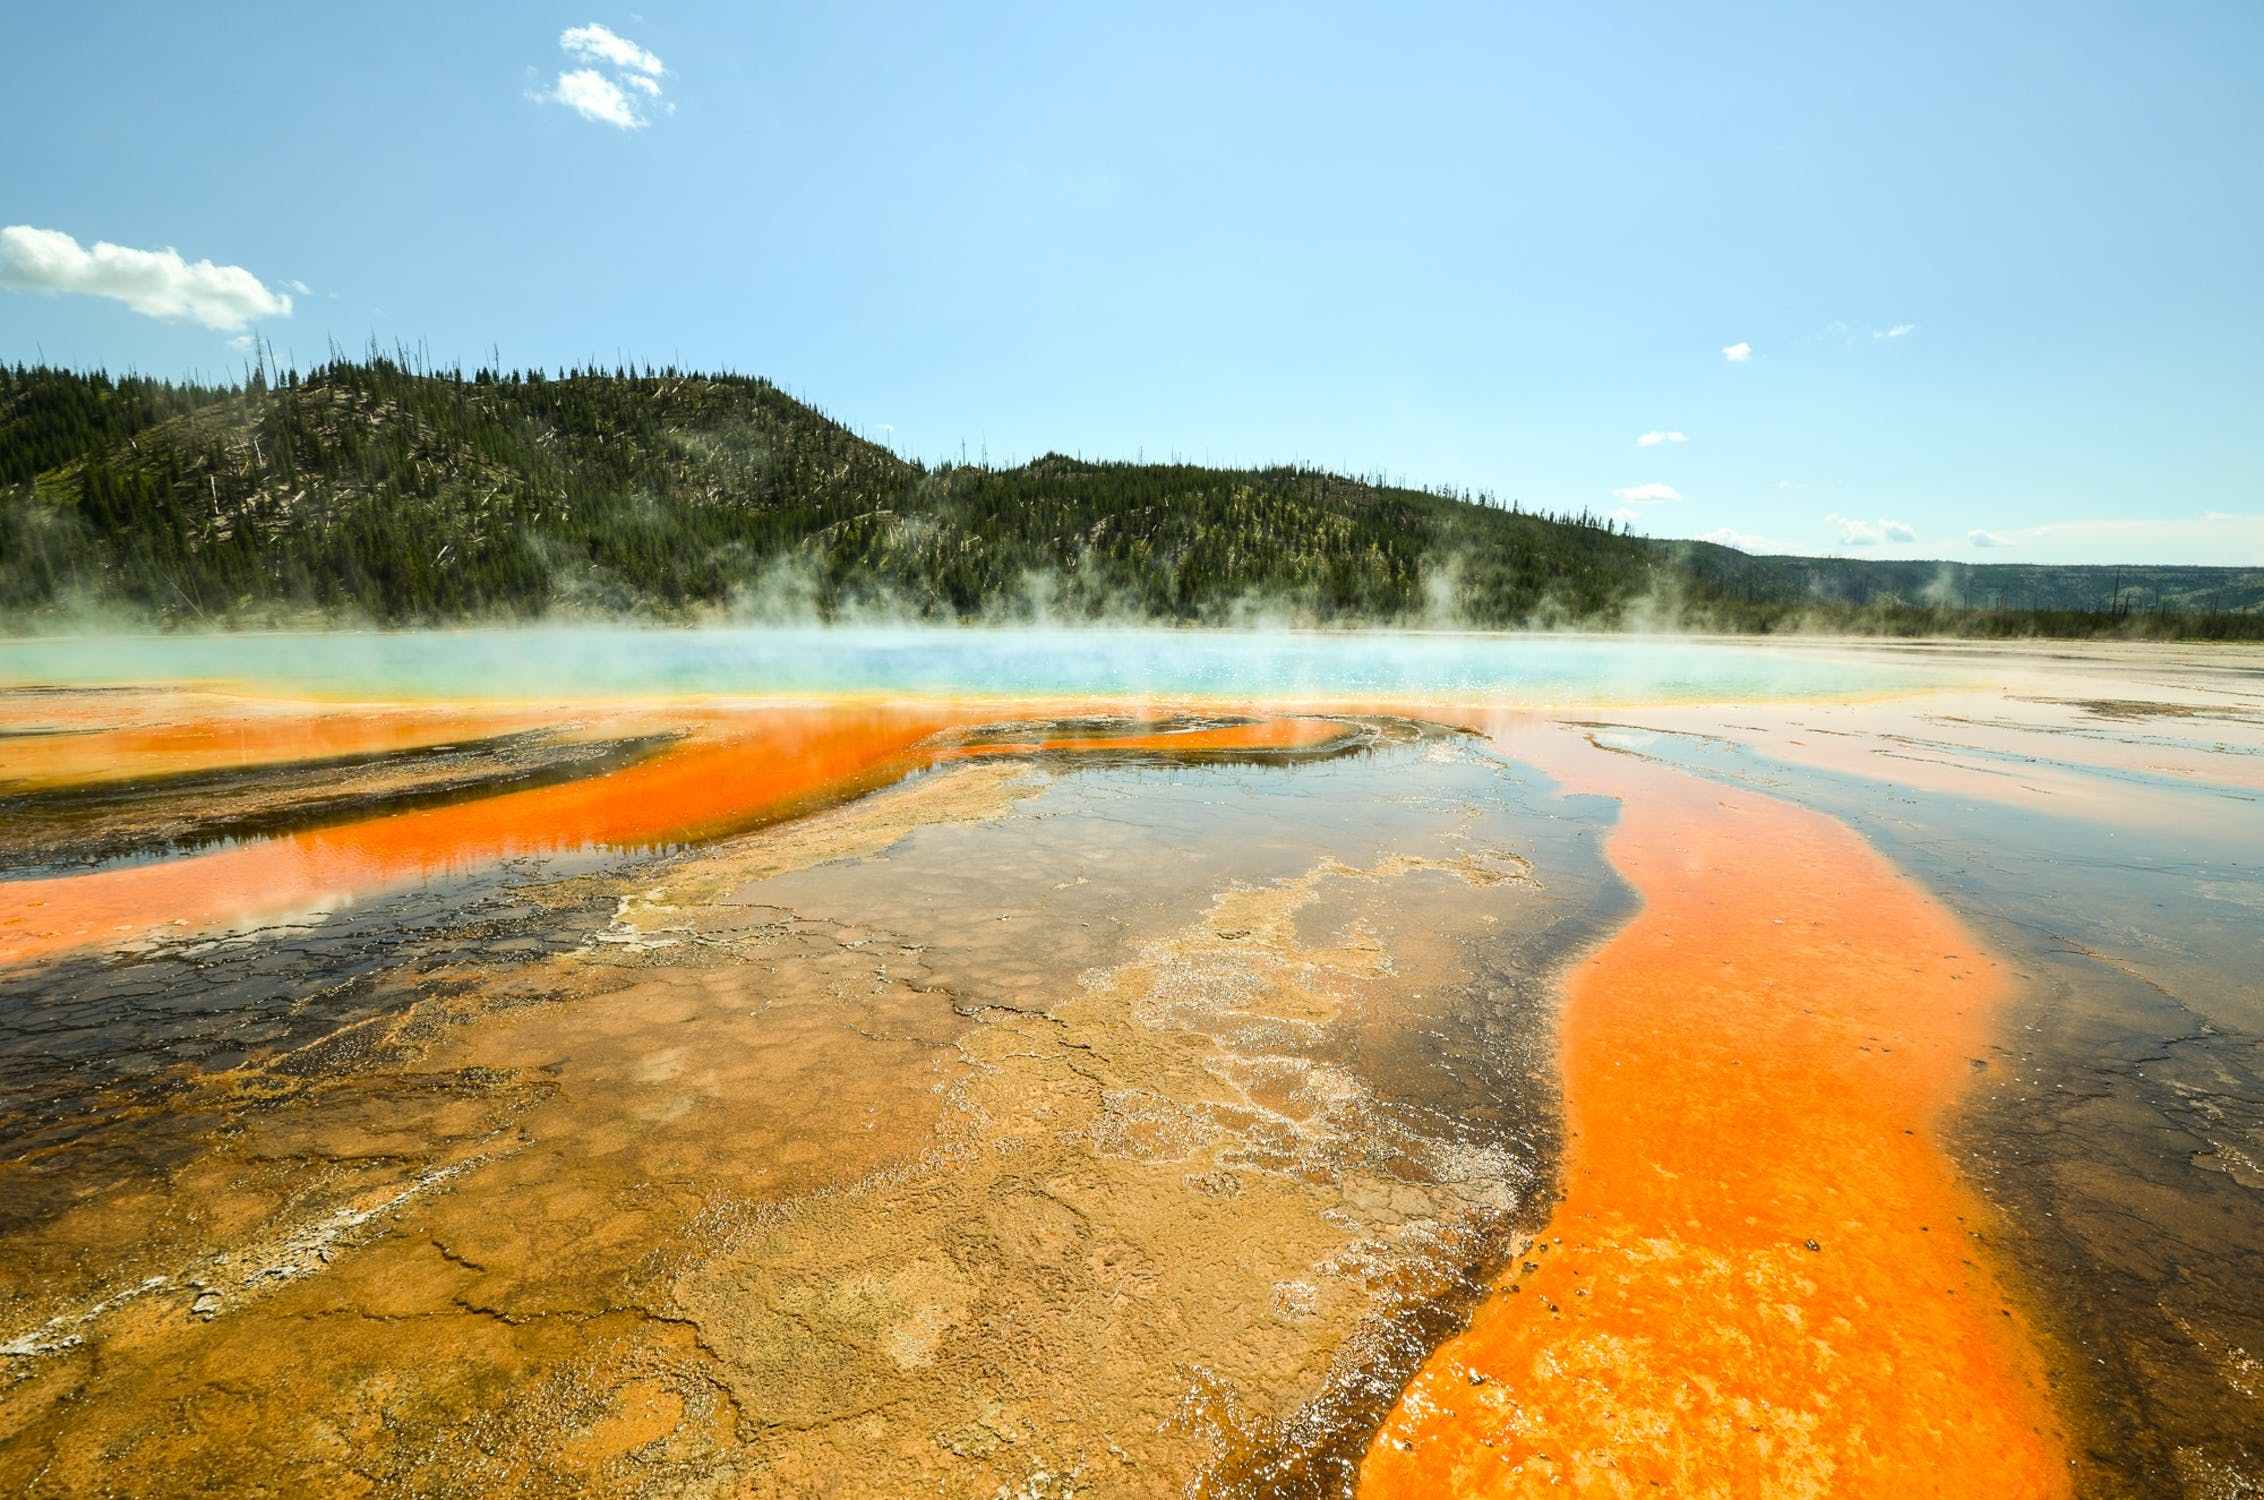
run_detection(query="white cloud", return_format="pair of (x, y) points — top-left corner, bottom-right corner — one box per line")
(1830, 514), (1918, 547)
(1874, 322), (1918, 340)
(1636, 429), (1688, 447)
(1721, 340), (1753, 362)
(1968, 529), (2012, 548)
(284, 278), (312, 295)
(228, 334), (255, 352)
(0, 225), (293, 332)
(1612, 482), (1684, 504)
(539, 68), (645, 128)
(1698, 527), (1772, 552)
(561, 22), (664, 76)
(534, 23), (668, 129)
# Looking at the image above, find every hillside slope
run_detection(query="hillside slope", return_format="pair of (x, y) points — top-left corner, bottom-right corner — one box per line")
(0, 361), (1667, 626)
(3, 361), (2257, 635)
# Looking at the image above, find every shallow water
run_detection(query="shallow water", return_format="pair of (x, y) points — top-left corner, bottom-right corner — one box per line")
(0, 630), (2258, 1498)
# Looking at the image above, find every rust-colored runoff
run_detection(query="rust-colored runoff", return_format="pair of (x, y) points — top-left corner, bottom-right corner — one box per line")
(1358, 727), (2072, 1499)
(0, 707), (963, 968)
(0, 698), (575, 789)
(0, 706), (1352, 969)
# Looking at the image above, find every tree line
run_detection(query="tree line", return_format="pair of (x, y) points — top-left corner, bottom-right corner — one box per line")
(3, 358), (2258, 639)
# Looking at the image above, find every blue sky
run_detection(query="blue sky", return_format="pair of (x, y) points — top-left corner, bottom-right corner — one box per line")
(5, 1), (2260, 564)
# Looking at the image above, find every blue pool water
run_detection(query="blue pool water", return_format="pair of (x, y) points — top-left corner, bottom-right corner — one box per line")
(0, 627), (1956, 705)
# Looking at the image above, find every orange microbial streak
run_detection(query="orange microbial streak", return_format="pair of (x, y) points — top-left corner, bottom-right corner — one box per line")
(0, 706), (1351, 969)
(1359, 726), (2071, 1499)
(0, 699), (570, 789)
(0, 707), (965, 968)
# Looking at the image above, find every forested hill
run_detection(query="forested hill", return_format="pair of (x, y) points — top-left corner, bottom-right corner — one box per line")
(3, 361), (2258, 637)
(0, 359), (1670, 626)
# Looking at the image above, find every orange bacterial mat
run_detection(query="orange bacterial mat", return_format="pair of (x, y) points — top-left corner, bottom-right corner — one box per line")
(0, 707), (963, 967)
(1357, 724), (2072, 1499)
(0, 706), (1358, 969)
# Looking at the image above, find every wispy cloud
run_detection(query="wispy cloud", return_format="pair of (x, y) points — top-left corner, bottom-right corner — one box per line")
(1977, 513), (2264, 564)
(1698, 527), (1772, 552)
(1818, 319), (1918, 347)
(0, 225), (292, 332)
(1830, 514), (1917, 547)
(284, 278), (312, 296)
(1613, 483), (1684, 504)
(560, 22), (664, 76)
(533, 22), (669, 129)
(1720, 340), (1753, 363)
(539, 68), (644, 128)
(1968, 528), (2012, 548)
(1635, 429), (1688, 447)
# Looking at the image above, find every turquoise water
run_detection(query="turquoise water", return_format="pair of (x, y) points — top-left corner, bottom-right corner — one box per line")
(0, 627), (1953, 705)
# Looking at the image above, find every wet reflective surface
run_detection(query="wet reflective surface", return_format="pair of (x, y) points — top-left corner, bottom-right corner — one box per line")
(0, 633), (2259, 1497)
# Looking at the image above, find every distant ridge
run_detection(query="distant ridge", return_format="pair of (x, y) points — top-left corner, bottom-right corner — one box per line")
(1664, 542), (2264, 620)
(3, 361), (2258, 638)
